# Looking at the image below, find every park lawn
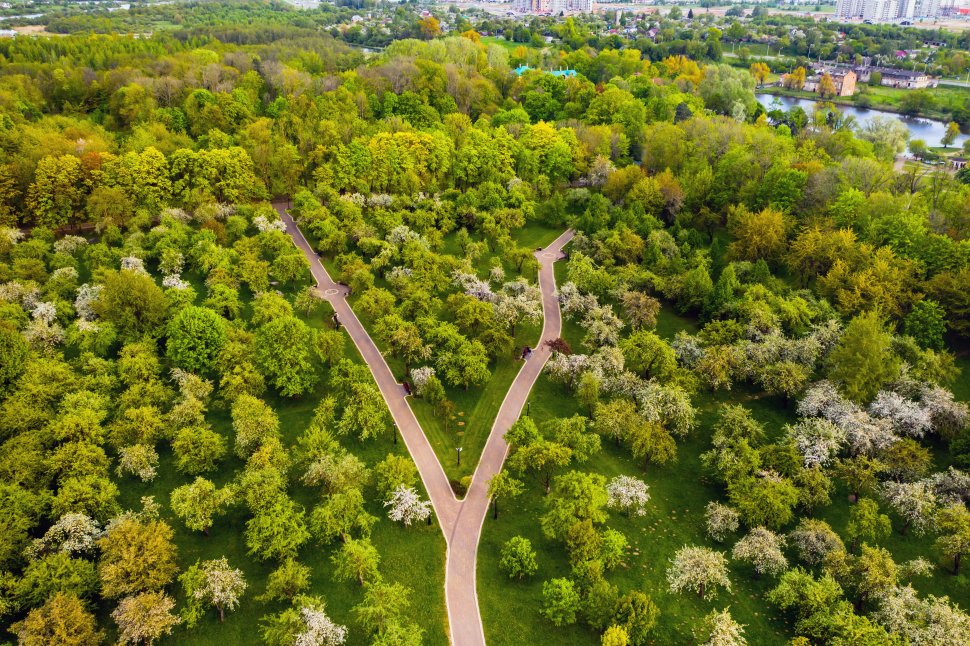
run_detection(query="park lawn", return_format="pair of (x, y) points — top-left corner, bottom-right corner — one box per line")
(106, 265), (448, 646)
(478, 300), (970, 645)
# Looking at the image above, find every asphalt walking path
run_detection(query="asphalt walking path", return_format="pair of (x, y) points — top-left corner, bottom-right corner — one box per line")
(274, 200), (572, 645)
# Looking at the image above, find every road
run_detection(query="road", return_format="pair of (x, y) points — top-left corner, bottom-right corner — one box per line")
(275, 200), (572, 645)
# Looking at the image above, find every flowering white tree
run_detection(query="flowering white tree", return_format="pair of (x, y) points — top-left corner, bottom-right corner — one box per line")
(253, 215), (287, 233)
(494, 280), (542, 332)
(635, 380), (697, 437)
(452, 270), (494, 301)
(384, 485), (432, 527)
(582, 305), (624, 348)
(788, 518), (844, 565)
(922, 467), (970, 506)
(667, 546), (731, 600)
(191, 557), (247, 623)
(558, 281), (599, 319)
(732, 527), (788, 577)
(919, 384), (970, 437)
(27, 513), (101, 559)
(294, 602), (348, 646)
(31, 301), (57, 324)
(116, 444), (160, 482)
(606, 476), (650, 517)
(873, 585), (970, 646)
(120, 256), (148, 274)
(54, 236), (88, 256)
(162, 274), (191, 290)
(880, 481), (938, 536)
(74, 283), (102, 321)
(705, 502), (740, 543)
(869, 391), (933, 439)
(698, 607), (747, 646)
(112, 591), (181, 645)
(785, 418), (846, 467)
(410, 366), (437, 397)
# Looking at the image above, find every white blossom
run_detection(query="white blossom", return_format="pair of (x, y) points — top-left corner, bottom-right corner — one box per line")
(120, 256), (148, 274)
(162, 273), (191, 290)
(0, 280), (29, 303)
(869, 391), (934, 439)
(161, 207), (192, 223)
(732, 527), (788, 577)
(921, 467), (970, 506)
(582, 305), (624, 348)
(453, 270), (495, 301)
(0, 227), (24, 244)
(671, 331), (705, 368)
(53, 235), (88, 255)
(384, 485), (432, 527)
(489, 265), (505, 283)
(873, 585), (970, 646)
(294, 604), (348, 646)
(667, 545), (732, 599)
(606, 476), (650, 517)
(253, 215), (287, 233)
(31, 301), (57, 324)
(634, 379), (696, 437)
(368, 193), (393, 208)
(785, 418), (846, 467)
(26, 513), (102, 559)
(880, 481), (938, 536)
(116, 444), (160, 482)
(558, 281), (599, 319)
(23, 317), (65, 349)
(193, 557), (247, 615)
(410, 366), (437, 396)
(788, 518), (844, 565)
(704, 502), (740, 543)
(386, 225), (422, 247)
(918, 384), (969, 437)
(699, 607), (747, 646)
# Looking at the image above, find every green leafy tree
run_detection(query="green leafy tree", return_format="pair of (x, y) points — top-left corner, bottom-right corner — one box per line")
(170, 477), (235, 535)
(846, 498), (891, 554)
(935, 503), (970, 574)
(331, 538), (381, 586)
(541, 578), (581, 626)
(500, 536), (538, 580)
(486, 471), (524, 520)
(246, 496), (310, 561)
(614, 591), (660, 646)
(255, 315), (318, 397)
(93, 270), (169, 341)
(12, 592), (103, 646)
(98, 519), (179, 598)
(903, 300), (947, 350)
(166, 306), (227, 374)
(172, 426), (227, 475)
(353, 581), (412, 637)
(826, 311), (901, 403)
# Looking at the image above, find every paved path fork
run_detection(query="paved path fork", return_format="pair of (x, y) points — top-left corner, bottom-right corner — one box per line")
(275, 200), (572, 645)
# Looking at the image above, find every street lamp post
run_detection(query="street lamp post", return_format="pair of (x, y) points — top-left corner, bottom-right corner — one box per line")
(457, 447), (463, 466)
(526, 401), (531, 417)
(393, 423), (398, 446)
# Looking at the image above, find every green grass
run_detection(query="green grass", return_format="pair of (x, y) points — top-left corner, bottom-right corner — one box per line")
(108, 269), (448, 645)
(478, 300), (970, 645)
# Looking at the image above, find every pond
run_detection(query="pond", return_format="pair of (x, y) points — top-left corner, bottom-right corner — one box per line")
(756, 93), (968, 149)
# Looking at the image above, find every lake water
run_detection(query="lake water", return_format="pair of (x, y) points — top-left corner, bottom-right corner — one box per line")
(756, 93), (968, 149)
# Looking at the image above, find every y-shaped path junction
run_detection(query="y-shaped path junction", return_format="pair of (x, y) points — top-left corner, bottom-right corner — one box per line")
(275, 201), (573, 646)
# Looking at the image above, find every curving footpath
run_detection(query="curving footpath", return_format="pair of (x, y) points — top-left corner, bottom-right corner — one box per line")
(275, 200), (572, 646)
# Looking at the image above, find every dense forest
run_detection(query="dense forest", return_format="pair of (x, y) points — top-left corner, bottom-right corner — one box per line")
(1, 2), (969, 645)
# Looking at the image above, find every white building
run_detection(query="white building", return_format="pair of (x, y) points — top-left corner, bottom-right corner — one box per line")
(836, 0), (941, 19)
